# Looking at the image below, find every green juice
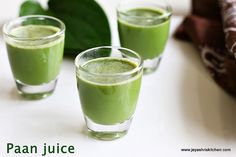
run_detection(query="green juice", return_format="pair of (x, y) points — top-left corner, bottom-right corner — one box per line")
(118, 8), (170, 59)
(6, 25), (64, 85)
(77, 58), (142, 125)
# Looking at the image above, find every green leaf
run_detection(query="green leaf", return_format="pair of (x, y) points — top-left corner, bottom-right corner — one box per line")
(48, 0), (111, 53)
(19, 0), (48, 16)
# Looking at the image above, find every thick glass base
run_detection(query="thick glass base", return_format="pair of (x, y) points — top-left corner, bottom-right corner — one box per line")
(143, 56), (162, 74)
(15, 79), (57, 100)
(85, 116), (132, 141)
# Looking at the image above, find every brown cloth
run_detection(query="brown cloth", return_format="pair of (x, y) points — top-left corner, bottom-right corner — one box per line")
(219, 0), (236, 56)
(175, 0), (236, 96)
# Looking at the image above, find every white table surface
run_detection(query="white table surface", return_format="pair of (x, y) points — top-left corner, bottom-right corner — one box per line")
(1, 0), (236, 157)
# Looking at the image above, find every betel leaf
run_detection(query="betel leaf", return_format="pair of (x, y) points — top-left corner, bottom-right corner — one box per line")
(48, 0), (111, 53)
(19, 0), (111, 54)
(19, 0), (49, 16)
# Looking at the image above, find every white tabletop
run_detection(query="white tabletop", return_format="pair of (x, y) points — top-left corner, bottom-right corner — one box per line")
(0, 0), (236, 157)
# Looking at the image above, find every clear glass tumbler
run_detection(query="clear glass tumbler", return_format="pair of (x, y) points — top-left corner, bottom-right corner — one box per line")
(75, 46), (143, 140)
(3, 15), (65, 99)
(117, 0), (172, 73)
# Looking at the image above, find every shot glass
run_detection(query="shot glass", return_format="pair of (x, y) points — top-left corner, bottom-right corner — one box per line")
(75, 46), (143, 140)
(3, 15), (65, 99)
(117, 0), (172, 73)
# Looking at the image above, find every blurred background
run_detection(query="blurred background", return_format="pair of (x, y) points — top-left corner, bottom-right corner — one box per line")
(0, 0), (191, 22)
(0, 0), (192, 47)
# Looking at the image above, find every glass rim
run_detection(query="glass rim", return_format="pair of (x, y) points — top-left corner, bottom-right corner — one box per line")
(3, 15), (66, 41)
(75, 46), (143, 77)
(117, 0), (172, 20)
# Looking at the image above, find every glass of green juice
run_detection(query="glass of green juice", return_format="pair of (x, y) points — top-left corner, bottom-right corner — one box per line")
(75, 46), (143, 140)
(3, 15), (65, 99)
(117, 0), (172, 73)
